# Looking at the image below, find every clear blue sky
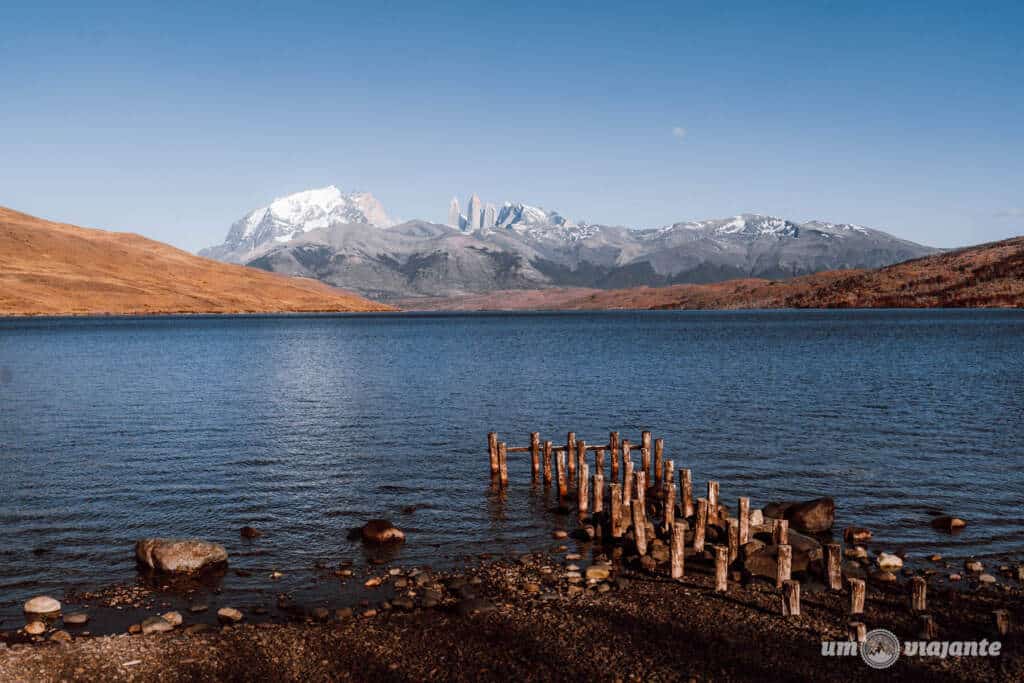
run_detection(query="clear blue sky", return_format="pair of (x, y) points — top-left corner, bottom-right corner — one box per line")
(2, 1), (1021, 250)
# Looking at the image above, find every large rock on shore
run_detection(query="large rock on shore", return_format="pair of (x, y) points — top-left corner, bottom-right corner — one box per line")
(135, 539), (228, 574)
(360, 520), (405, 545)
(24, 596), (61, 615)
(764, 497), (835, 533)
(743, 530), (823, 581)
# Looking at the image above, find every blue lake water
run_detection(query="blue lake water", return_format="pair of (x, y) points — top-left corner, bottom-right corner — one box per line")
(0, 310), (1022, 622)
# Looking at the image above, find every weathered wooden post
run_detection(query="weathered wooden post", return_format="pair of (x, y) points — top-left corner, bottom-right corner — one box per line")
(488, 432), (499, 475)
(848, 621), (867, 643)
(610, 483), (623, 538)
(664, 482), (676, 530)
(910, 576), (927, 612)
(641, 430), (652, 459)
(714, 545), (728, 592)
(634, 470), (647, 511)
(663, 459), (675, 495)
(849, 578), (866, 615)
(781, 580), (800, 616)
(825, 543), (843, 591)
(671, 523), (685, 579)
(567, 432), (576, 483)
(623, 461), (634, 508)
(632, 500), (648, 555)
(609, 431), (620, 483)
(593, 470), (604, 514)
(773, 519), (789, 546)
(530, 432), (540, 481)
(680, 469), (693, 517)
(726, 518), (739, 564)
(738, 497), (750, 544)
(498, 442), (509, 487)
(994, 609), (1011, 636)
(653, 438), (664, 485)
(576, 440), (587, 491)
(777, 544), (792, 589)
(693, 498), (708, 552)
(578, 462), (589, 519)
(919, 614), (937, 639)
(556, 449), (568, 498)
(707, 481), (719, 523)
(542, 440), (553, 485)
(595, 448), (605, 476)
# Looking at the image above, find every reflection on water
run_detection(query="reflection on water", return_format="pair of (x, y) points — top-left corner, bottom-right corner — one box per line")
(0, 310), (1022, 622)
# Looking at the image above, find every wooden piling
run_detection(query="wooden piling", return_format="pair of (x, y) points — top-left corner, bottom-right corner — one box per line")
(781, 580), (800, 616)
(641, 430), (652, 456)
(773, 519), (789, 546)
(918, 614), (937, 640)
(726, 518), (739, 564)
(634, 470), (647, 511)
(664, 482), (676, 530)
(498, 442), (508, 487)
(543, 440), (553, 484)
(578, 462), (589, 519)
(488, 432), (498, 475)
(707, 481), (719, 523)
(653, 438), (664, 485)
(663, 459), (674, 494)
(680, 469), (693, 517)
(593, 470), (604, 514)
(825, 543), (843, 591)
(738, 497), (750, 544)
(994, 609), (1010, 636)
(632, 500), (648, 555)
(849, 578), (866, 615)
(671, 523), (685, 579)
(777, 544), (792, 588)
(576, 441), (587, 491)
(714, 545), (728, 592)
(567, 432), (576, 482)
(556, 449), (568, 498)
(693, 498), (708, 553)
(911, 576), (927, 612)
(530, 432), (540, 481)
(609, 431), (620, 483)
(610, 483), (623, 538)
(848, 621), (867, 643)
(623, 460), (634, 508)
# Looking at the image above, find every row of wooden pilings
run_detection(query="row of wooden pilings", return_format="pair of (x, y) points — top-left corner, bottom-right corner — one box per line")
(486, 430), (1014, 637)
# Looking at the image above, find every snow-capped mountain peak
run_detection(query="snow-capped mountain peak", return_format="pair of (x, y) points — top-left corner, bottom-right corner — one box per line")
(208, 186), (395, 262)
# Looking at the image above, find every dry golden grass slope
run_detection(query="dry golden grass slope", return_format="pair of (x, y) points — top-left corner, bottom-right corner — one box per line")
(398, 236), (1024, 311)
(0, 206), (393, 316)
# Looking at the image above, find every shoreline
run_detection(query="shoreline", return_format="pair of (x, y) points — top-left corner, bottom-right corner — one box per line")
(1, 550), (1021, 681)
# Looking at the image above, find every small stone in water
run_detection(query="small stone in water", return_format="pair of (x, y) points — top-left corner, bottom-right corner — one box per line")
(63, 613), (89, 626)
(161, 611), (182, 627)
(188, 604), (208, 613)
(141, 616), (173, 634)
(23, 596), (61, 615)
(552, 530), (568, 539)
(24, 621), (46, 635)
(217, 607), (243, 623)
(364, 577), (383, 588)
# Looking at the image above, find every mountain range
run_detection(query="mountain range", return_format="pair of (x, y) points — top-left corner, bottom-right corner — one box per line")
(200, 187), (938, 302)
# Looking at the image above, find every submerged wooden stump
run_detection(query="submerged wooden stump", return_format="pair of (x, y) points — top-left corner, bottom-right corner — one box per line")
(556, 449), (568, 499)
(488, 432), (498, 475)
(498, 442), (508, 487)
(530, 432), (540, 481)
(567, 432), (576, 483)
(577, 463), (589, 519)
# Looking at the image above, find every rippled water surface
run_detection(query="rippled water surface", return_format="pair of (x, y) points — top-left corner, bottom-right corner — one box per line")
(1, 310), (1022, 621)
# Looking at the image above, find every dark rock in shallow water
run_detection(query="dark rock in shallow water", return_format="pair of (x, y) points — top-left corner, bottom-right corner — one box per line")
(843, 526), (872, 543)
(240, 526), (263, 539)
(360, 520), (405, 545)
(135, 539), (228, 574)
(930, 515), (967, 532)
(764, 498), (835, 533)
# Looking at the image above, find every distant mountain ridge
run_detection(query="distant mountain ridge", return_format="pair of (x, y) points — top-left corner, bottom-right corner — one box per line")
(201, 187), (939, 301)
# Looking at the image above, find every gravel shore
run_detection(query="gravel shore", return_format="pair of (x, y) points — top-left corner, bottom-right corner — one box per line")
(2, 552), (1020, 682)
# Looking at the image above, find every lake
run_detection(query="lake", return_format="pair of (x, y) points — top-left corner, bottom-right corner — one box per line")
(1, 310), (1022, 624)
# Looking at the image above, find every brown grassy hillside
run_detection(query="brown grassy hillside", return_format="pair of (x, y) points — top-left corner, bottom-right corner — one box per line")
(398, 236), (1024, 311)
(0, 207), (393, 316)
